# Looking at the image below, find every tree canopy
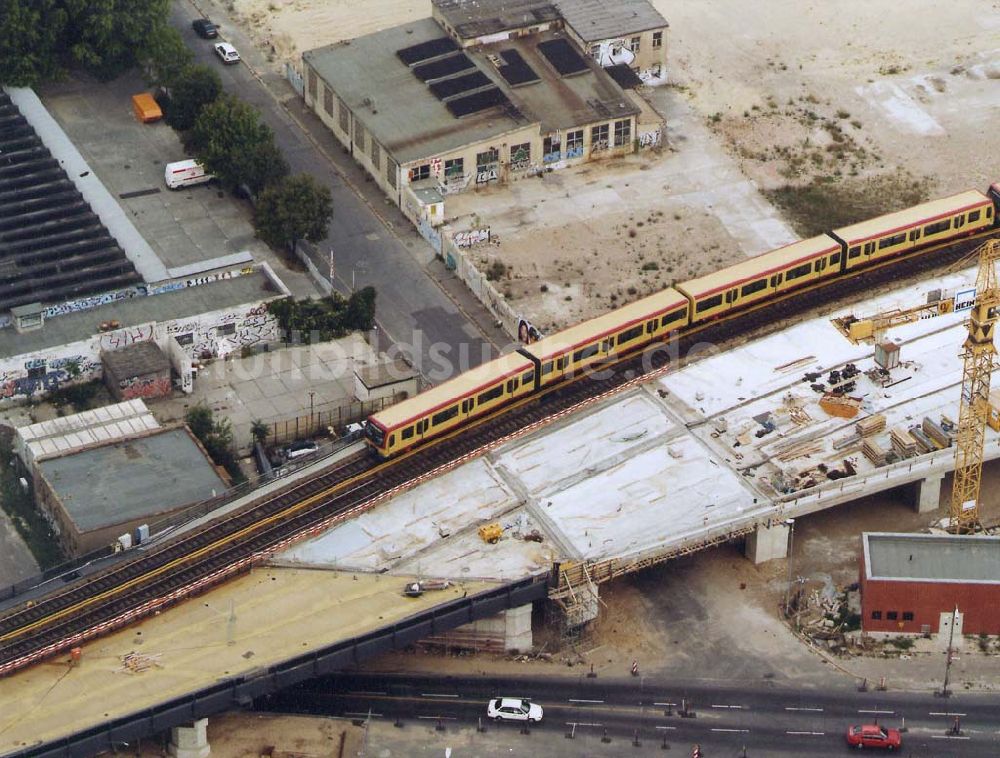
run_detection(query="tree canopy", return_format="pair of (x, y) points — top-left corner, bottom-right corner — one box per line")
(0, 0), (174, 85)
(191, 95), (287, 192)
(166, 64), (222, 132)
(254, 174), (333, 252)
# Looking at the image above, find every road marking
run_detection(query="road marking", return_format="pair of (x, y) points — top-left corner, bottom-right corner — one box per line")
(655, 726), (678, 731)
(858, 709), (895, 715)
(421, 693), (460, 698)
(786, 730), (825, 736)
(785, 706), (824, 712)
(931, 735), (971, 740)
(566, 722), (604, 727)
(653, 702), (677, 707)
(344, 711), (382, 718)
(568, 698), (605, 704)
(347, 691), (387, 696)
(417, 715), (458, 720)
(711, 728), (750, 733)
(711, 704), (743, 709)
(929, 712), (967, 717)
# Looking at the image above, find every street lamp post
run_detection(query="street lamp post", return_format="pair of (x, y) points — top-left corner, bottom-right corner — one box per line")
(939, 605), (958, 697)
(309, 391), (315, 432)
(783, 518), (796, 619)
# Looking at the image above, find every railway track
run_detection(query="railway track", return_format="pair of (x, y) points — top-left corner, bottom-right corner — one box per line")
(0, 231), (993, 675)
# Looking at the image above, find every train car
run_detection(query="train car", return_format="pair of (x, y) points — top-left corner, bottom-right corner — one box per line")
(677, 235), (842, 323)
(525, 289), (690, 386)
(832, 190), (993, 271)
(366, 350), (535, 458)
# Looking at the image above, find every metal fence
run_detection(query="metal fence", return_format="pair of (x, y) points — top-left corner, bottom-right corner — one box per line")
(267, 399), (392, 446)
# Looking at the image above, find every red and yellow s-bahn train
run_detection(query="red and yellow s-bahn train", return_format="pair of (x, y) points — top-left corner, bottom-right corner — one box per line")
(366, 184), (1000, 458)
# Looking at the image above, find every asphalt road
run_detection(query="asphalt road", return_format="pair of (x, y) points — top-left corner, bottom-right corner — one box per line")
(260, 671), (1000, 757)
(171, 2), (494, 380)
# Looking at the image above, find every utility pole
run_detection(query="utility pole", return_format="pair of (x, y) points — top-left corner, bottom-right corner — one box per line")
(783, 518), (796, 618)
(328, 248), (335, 292)
(939, 605), (958, 697)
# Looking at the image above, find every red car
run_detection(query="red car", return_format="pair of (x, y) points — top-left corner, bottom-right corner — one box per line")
(845, 724), (902, 750)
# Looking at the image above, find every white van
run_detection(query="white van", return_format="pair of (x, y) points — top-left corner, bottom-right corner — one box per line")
(164, 159), (213, 189)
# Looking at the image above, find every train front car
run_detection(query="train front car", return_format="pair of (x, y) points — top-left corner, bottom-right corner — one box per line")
(365, 351), (536, 458)
(676, 235), (842, 324)
(524, 289), (690, 387)
(831, 190), (993, 271)
(989, 182), (1000, 224)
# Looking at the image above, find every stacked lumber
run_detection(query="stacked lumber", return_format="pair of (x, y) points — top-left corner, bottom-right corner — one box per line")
(863, 439), (887, 466)
(890, 427), (917, 458)
(833, 433), (862, 451)
(922, 417), (952, 448)
(819, 393), (862, 418)
(856, 414), (886, 438)
(775, 439), (825, 462)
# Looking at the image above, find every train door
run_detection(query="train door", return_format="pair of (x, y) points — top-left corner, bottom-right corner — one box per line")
(769, 273), (783, 291)
(461, 398), (474, 417)
(723, 287), (739, 309)
(813, 258), (827, 275)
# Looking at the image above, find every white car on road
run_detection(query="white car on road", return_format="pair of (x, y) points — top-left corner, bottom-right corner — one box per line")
(487, 698), (543, 723)
(214, 42), (241, 64)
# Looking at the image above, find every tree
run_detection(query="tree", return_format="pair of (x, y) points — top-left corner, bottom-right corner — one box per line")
(344, 287), (377, 332)
(138, 25), (192, 91)
(254, 174), (332, 252)
(166, 64), (222, 131)
(63, 0), (171, 80)
(250, 419), (269, 446)
(0, 0), (67, 86)
(185, 405), (214, 441)
(241, 139), (290, 197)
(191, 95), (284, 191)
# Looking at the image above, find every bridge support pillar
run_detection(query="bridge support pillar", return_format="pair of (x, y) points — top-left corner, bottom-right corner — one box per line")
(913, 472), (944, 513)
(168, 718), (210, 758)
(744, 520), (790, 565)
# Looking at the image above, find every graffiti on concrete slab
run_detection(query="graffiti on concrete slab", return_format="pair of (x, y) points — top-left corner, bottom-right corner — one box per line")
(99, 324), (154, 351)
(118, 374), (172, 400)
(453, 228), (491, 248)
(638, 127), (663, 148)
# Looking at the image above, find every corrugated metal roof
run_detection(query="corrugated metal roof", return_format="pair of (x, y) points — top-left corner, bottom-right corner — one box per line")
(557, 0), (668, 41)
(864, 532), (1000, 584)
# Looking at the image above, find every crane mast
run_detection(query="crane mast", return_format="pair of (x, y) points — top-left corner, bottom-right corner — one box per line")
(949, 239), (1000, 534)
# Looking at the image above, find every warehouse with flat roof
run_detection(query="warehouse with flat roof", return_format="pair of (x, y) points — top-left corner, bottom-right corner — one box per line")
(860, 532), (1000, 636)
(34, 427), (229, 556)
(302, 0), (653, 225)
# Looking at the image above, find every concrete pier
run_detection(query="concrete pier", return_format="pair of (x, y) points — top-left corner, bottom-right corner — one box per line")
(913, 472), (944, 513)
(744, 520), (790, 564)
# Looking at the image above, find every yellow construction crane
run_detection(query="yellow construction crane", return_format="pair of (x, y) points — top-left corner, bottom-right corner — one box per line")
(949, 238), (1000, 534)
(832, 295), (954, 369)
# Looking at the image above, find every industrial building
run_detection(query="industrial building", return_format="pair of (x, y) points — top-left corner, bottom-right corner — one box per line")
(34, 426), (229, 556)
(860, 532), (1000, 637)
(302, 0), (667, 224)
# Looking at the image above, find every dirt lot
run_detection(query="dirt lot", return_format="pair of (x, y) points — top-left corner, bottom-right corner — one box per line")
(210, 0), (998, 330)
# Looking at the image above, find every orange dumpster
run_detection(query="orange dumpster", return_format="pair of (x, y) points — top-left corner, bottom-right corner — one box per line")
(131, 93), (163, 123)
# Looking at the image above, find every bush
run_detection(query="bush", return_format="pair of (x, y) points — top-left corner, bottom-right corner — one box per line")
(268, 287), (378, 342)
(486, 260), (507, 281)
(185, 405), (244, 484)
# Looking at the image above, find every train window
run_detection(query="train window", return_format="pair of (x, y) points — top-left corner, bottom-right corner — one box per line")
(401, 426), (414, 440)
(645, 318), (658, 333)
(521, 370), (535, 384)
(863, 242), (876, 255)
(367, 425), (385, 445)
(877, 233), (905, 249)
(829, 252), (840, 264)
(540, 361), (553, 375)
(619, 325), (644, 343)
(741, 279), (767, 297)
(662, 308), (686, 325)
(969, 210), (981, 222)
(389, 434), (395, 446)
(573, 344), (599, 363)
(924, 219), (951, 235)
(432, 405), (459, 426)
(909, 230), (920, 242)
(557, 357), (568, 370)
(848, 246), (861, 258)
(785, 263), (811, 281)
(477, 385), (504, 404)
(987, 207), (993, 218)
(696, 294), (723, 313)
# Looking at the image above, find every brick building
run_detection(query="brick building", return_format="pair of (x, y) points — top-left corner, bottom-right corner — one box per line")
(860, 532), (1000, 637)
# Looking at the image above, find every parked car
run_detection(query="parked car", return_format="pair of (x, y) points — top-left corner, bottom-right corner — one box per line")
(214, 42), (241, 64)
(487, 698), (543, 723)
(343, 422), (365, 442)
(192, 19), (218, 38)
(283, 440), (319, 460)
(845, 724), (902, 750)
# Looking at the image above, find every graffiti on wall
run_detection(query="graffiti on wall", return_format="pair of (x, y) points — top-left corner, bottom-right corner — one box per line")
(0, 354), (101, 401)
(99, 324), (154, 352)
(167, 303), (278, 360)
(453, 228), (491, 248)
(638, 127), (663, 148)
(118, 374), (172, 401)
